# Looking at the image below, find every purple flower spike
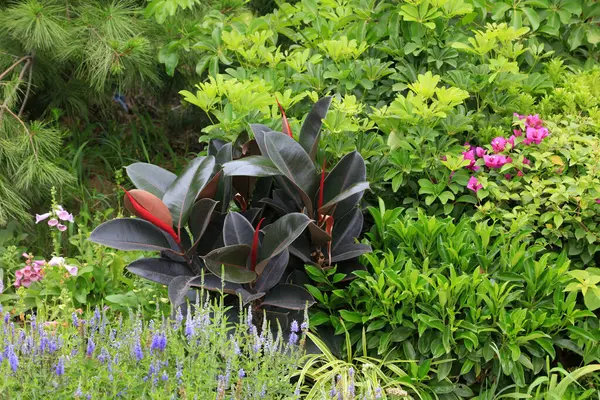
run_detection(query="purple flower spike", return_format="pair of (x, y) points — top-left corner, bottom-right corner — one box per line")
(55, 356), (65, 376)
(290, 320), (299, 333)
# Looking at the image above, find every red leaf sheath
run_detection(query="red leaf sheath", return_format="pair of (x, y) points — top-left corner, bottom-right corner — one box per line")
(124, 190), (180, 244)
(276, 97), (293, 138)
(250, 217), (266, 271)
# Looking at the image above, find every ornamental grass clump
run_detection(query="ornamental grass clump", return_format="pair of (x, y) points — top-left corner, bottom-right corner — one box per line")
(0, 295), (306, 399)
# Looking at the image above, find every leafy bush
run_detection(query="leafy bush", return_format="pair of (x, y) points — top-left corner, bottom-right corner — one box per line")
(308, 204), (600, 397)
(0, 297), (307, 398)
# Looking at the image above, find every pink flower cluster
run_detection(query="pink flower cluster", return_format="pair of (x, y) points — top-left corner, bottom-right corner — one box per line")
(462, 113), (549, 193)
(14, 254), (45, 288)
(35, 205), (74, 231)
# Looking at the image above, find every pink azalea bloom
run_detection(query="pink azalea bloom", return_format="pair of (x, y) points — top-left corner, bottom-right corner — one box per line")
(35, 213), (51, 224)
(462, 149), (480, 171)
(525, 114), (543, 129)
(517, 171), (524, 177)
(57, 224), (67, 232)
(514, 113), (525, 120)
(504, 174), (512, 180)
(491, 137), (508, 153)
(508, 135), (516, 149)
(596, 199), (600, 204)
(48, 218), (58, 227)
(524, 127), (549, 145)
(475, 147), (486, 158)
(483, 154), (511, 169)
(467, 176), (483, 192)
(513, 129), (523, 137)
(523, 157), (531, 165)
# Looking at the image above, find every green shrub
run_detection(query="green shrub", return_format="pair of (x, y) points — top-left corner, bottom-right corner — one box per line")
(307, 205), (600, 397)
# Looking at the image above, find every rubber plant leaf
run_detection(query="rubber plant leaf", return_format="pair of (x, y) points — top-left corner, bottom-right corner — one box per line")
(125, 162), (177, 198)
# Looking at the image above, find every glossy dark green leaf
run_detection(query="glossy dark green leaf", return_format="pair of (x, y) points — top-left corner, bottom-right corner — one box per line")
(318, 182), (370, 215)
(168, 276), (198, 309)
(256, 213), (311, 273)
(255, 249), (289, 293)
(163, 156), (216, 232)
(223, 156), (281, 177)
(127, 258), (194, 286)
(189, 273), (241, 295)
(188, 198), (219, 252)
(236, 288), (266, 305)
(261, 283), (315, 310)
(223, 211), (255, 246)
(208, 139), (227, 157)
(308, 222), (331, 246)
(249, 124), (273, 155)
(125, 163), (176, 198)
(89, 219), (174, 252)
(332, 208), (363, 252)
(321, 151), (368, 218)
(299, 97), (332, 161)
(263, 131), (319, 198)
(331, 243), (371, 263)
(202, 244), (256, 283)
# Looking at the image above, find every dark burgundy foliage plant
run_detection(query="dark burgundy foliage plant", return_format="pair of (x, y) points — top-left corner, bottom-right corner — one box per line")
(89, 97), (370, 324)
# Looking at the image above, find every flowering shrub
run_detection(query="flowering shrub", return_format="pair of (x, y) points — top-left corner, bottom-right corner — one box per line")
(0, 296), (307, 398)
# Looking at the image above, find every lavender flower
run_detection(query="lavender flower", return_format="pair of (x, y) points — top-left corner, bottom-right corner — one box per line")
(375, 387), (382, 399)
(174, 307), (183, 330)
(4, 313), (9, 325)
(238, 368), (245, 378)
(98, 347), (109, 363)
(55, 356), (65, 376)
(86, 338), (95, 357)
(290, 320), (299, 333)
(176, 359), (183, 384)
(132, 339), (143, 361)
(72, 312), (79, 328)
(233, 340), (241, 356)
(6, 345), (18, 372)
(301, 321), (309, 331)
(184, 312), (194, 337)
(161, 371), (168, 381)
(288, 332), (299, 346)
(150, 331), (167, 352)
(74, 385), (83, 397)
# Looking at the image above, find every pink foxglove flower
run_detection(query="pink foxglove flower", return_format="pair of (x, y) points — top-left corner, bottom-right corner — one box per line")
(57, 224), (67, 232)
(462, 149), (479, 171)
(491, 137), (508, 153)
(523, 127), (549, 145)
(467, 176), (483, 192)
(483, 154), (511, 169)
(48, 256), (65, 267)
(48, 218), (58, 227)
(57, 210), (70, 220)
(35, 213), (51, 224)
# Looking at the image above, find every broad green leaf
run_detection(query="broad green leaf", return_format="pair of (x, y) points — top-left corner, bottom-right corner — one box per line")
(89, 219), (173, 252)
(202, 244), (256, 283)
(126, 163), (177, 198)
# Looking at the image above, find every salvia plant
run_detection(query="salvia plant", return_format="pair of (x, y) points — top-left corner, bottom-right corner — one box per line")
(89, 98), (371, 327)
(0, 298), (307, 398)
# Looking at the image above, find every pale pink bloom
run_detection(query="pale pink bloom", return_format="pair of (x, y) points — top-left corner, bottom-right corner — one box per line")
(33, 260), (45, 268)
(20, 278), (32, 288)
(48, 257), (65, 267)
(483, 154), (511, 169)
(57, 224), (67, 232)
(65, 265), (78, 276)
(48, 218), (58, 227)
(35, 213), (52, 223)
(467, 176), (483, 192)
(57, 210), (70, 221)
(491, 137), (508, 153)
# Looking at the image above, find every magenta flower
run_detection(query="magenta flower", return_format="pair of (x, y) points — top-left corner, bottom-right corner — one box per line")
(462, 149), (479, 171)
(514, 113), (525, 120)
(517, 170), (524, 177)
(596, 199), (600, 204)
(14, 265), (43, 288)
(475, 147), (486, 157)
(523, 127), (549, 145)
(504, 174), (512, 180)
(57, 224), (67, 232)
(483, 154), (511, 169)
(508, 135), (516, 148)
(523, 157), (531, 165)
(48, 218), (58, 227)
(35, 213), (51, 224)
(513, 129), (522, 137)
(467, 176), (483, 192)
(491, 137), (508, 153)
(525, 114), (543, 129)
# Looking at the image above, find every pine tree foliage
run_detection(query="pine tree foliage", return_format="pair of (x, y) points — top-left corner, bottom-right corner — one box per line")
(0, 0), (161, 225)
